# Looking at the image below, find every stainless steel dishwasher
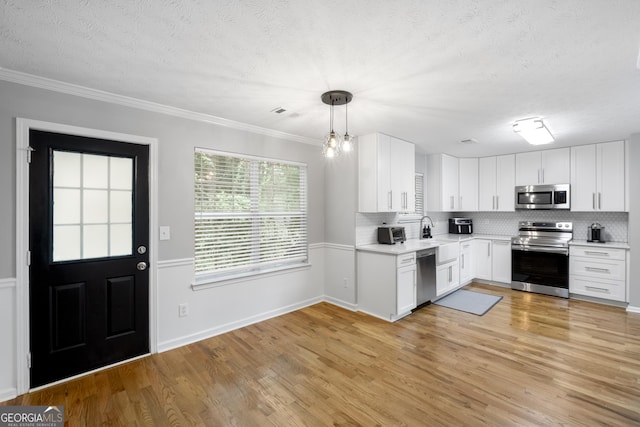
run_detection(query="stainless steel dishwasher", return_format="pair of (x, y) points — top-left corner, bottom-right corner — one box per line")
(416, 247), (437, 307)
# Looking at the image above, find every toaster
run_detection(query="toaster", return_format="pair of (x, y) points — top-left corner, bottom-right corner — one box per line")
(377, 226), (406, 244)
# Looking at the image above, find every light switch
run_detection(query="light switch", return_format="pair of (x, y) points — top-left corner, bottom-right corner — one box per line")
(159, 226), (171, 241)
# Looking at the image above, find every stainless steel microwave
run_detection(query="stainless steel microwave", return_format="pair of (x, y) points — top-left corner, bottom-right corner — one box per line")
(515, 184), (570, 210)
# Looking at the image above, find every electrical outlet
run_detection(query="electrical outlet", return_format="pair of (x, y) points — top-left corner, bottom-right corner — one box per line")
(178, 303), (189, 317)
(159, 226), (171, 241)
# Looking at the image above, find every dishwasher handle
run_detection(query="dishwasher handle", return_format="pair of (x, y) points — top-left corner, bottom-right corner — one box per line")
(416, 249), (436, 258)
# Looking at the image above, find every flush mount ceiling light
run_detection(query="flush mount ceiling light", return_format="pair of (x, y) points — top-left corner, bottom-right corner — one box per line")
(321, 90), (354, 158)
(513, 117), (555, 145)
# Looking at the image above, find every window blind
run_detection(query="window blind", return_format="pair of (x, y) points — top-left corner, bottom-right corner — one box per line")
(194, 149), (308, 281)
(415, 173), (424, 215)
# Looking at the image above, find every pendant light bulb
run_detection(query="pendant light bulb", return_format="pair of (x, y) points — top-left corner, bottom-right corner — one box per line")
(341, 96), (354, 152)
(342, 134), (353, 152)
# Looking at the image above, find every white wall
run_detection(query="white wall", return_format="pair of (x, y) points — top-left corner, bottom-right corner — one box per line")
(157, 247), (325, 352)
(0, 79), (327, 398)
(322, 137), (358, 306)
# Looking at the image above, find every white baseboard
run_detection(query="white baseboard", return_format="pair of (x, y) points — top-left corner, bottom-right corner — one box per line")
(626, 305), (640, 313)
(323, 296), (358, 312)
(0, 388), (17, 403)
(157, 296), (323, 352)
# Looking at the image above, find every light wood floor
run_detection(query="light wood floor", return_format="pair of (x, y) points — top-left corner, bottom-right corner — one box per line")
(4, 283), (640, 426)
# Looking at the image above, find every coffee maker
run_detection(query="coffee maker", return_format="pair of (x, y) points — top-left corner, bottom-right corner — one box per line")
(587, 223), (605, 243)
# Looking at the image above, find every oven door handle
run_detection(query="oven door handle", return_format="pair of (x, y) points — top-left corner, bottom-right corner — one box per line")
(511, 245), (569, 255)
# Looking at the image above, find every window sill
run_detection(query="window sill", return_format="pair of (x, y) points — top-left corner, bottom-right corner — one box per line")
(192, 262), (312, 291)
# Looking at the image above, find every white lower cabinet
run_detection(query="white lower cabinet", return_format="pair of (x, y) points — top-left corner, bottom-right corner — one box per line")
(357, 251), (417, 321)
(397, 263), (418, 315)
(491, 240), (512, 284)
(436, 261), (460, 296)
(570, 245), (627, 302)
(436, 242), (460, 296)
(472, 239), (492, 280)
(459, 241), (473, 285)
(471, 238), (511, 284)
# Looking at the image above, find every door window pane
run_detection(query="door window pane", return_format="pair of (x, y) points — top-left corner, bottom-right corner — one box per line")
(53, 151), (81, 187)
(110, 224), (132, 256)
(110, 157), (133, 190)
(53, 225), (81, 261)
(83, 225), (109, 259)
(83, 190), (109, 224)
(52, 151), (134, 261)
(110, 191), (132, 223)
(83, 154), (109, 188)
(53, 188), (81, 225)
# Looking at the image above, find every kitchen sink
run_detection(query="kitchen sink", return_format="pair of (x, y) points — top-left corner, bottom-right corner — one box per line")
(436, 241), (459, 264)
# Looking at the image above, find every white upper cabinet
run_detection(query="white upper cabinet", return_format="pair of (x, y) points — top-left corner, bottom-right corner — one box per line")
(441, 154), (459, 211)
(391, 136), (416, 213)
(515, 148), (570, 185)
(358, 133), (415, 212)
(570, 141), (625, 212)
(427, 154), (479, 212)
(478, 154), (515, 211)
(459, 158), (479, 212)
(427, 154), (458, 211)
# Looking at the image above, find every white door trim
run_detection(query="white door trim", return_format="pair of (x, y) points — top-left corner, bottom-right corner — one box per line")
(15, 118), (159, 395)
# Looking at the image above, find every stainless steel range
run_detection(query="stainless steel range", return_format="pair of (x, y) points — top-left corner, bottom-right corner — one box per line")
(511, 221), (573, 298)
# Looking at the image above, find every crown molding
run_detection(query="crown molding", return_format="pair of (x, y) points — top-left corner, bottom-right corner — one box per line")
(0, 67), (321, 146)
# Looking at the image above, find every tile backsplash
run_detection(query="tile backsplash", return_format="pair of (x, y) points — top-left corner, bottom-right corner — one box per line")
(356, 211), (628, 246)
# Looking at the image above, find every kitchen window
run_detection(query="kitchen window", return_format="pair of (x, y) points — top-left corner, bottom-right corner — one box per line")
(194, 149), (308, 285)
(399, 173), (424, 219)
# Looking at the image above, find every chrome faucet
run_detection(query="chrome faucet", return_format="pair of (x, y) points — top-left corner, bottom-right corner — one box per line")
(420, 215), (434, 239)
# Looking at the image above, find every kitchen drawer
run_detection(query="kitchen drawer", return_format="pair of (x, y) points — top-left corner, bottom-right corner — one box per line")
(571, 258), (625, 281)
(570, 276), (625, 302)
(570, 246), (626, 261)
(397, 252), (416, 268)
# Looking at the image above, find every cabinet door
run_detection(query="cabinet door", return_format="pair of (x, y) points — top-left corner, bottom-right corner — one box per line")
(441, 154), (459, 211)
(459, 158), (478, 211)
(541, 148), (570, 184)
(570, 144), (597, 211)
(597, 141), (625, 211)
(460, 242), (473, 284)
(391, 137), (415, 212)
(515, 151), (541, 185)
(478, 157), (497, 211)
(359, 133), (392, 212)
(472, 239), (492, 280)
(376, 134), (392, 211)
(491, 240), (512, 283)
(495, 154), (515, 211)
(436, 261), (459, 296)
(397, 265), (417, 314)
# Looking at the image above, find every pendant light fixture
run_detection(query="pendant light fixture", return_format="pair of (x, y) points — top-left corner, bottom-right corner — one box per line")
(321, 90), (353, 158)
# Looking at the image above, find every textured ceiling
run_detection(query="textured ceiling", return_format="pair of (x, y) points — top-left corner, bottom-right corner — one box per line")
(1, 0), (640, 156)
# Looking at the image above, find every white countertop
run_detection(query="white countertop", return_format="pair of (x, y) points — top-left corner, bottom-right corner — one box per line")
(357, 234), (512, 255)
(569, 239), (630, 250)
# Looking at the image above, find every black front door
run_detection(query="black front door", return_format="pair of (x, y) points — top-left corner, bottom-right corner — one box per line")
(29, 130), (149, 387)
